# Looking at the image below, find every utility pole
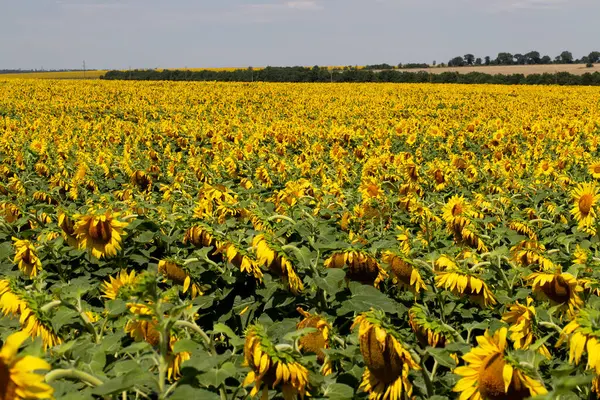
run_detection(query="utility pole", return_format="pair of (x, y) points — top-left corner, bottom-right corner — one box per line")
(83, 60), (86, 79)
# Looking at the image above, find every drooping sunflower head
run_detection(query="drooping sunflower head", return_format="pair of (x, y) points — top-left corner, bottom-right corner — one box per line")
(220, 242), (263, 280)
(19, 304), (62, 350)
(243, 323), (310, 400)
(435, 269), (496, 307)
(557, 307), (600, 375)
(0, 331), (54, 400)
(588, 161), (600, 179)
(253, 234), (303, 294)
(158, 259), (203, 298)
(101, 270), (139, 300)
(0, 280), (28, 317)
(527, 271), (583, 317)
(324, 250), (388, 288)
(12, 238), (42, 278)
(352, 310), (420, 400)
(382, 251), (426, 294)
(501, 297), (550, 358)
(167, 336), (191, 381)
(73, 209), (128, 259)
(408, 304), (454, 348)
(453, 327), (547, 400)
(296, 307), (331, 375)
(125, 302), (160, 346)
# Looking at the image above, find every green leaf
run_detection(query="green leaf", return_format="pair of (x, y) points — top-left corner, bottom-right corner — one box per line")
(426, 347), (457, 368)
(106, 299), (126, 316)
(197, 362), (236, 388)
(134, 231), (155, 243)
(92, 377), (134, 396)
(173, 338), (200, 354)
(212, 323), (244, 347)
(169, 386), (220, 400)
(324, 383), (354, 400)
(314, 268), (345, 296)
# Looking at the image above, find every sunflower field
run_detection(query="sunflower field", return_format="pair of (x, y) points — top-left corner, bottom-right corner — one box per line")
(2, 79), (600, 400)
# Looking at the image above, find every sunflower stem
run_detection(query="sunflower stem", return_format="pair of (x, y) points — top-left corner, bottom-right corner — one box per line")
(430, 359), (439, 381)
(539, 321), (563, 334)
(419, 357), (434, 397)
(266, 214), (295, 224)
(174, 320), (216, 355)
(40, 300), (62, 312)
(528, 218), (554, 225)
(45, 368), (104, 387)
(442, 323), (465, 343)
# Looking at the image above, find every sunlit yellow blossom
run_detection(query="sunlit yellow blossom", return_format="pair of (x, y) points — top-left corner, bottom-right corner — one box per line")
(73, 210), (128, 258)
(101, 270), (138, 300)
(12, 238), (42, 278)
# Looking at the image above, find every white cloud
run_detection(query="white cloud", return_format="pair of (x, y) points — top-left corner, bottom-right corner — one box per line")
(286, 1), (323, 10)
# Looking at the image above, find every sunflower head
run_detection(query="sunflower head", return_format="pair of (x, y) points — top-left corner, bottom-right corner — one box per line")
(382, 251), (426, 293)
(435, 269), (496, 307)
(557, 308), (600, 373)
(324, 250), (388, 288)
(527, 271), (583, 317)
(352, 310), (420, 399)
(453, 327), (547, 400)
(12, 238), (42, 278)
(0, 331), (53, 400)
(571, 182), (599, 235)
(73, 209), (128, 258)
(158, 259), (203, 298)
(296, 307), (331, 375)
(502, 297), (551, 358)
(408, 304), (454, 348)
(101, 270), (139, 300)
(253, 234), (303, 294)
(243, 324), (310, 400)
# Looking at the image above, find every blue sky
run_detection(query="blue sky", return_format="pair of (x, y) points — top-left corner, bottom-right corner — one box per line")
(1, 0), (599, 70)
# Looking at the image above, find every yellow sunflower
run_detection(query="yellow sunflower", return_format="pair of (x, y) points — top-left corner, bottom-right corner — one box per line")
(453, 327), (547, 400)
(588, 161), (600, 179)
(296, 308), (332, 376)
(57, 211), (78, 247)
(0, 280), (27, 317)
(501, 297), (551, 359)
(527, 271), (583, 317)
(435, 269), (496, 308)
(324, 250), (388, 288)
(0, 330), (53, 400)
(125, 303), (190, 380)
(557, 308), (600, 375)
(158, 259), (203, 298)
(220, 242), (263, 280)
(382, 252), (426, 294)
(12, 238), (42, 278)
(408, 304), (454, 349)
(242, 324), (310, 399)
(19, 306), (62, 350)
(73, 210), (128, 258)
(101, 270), (138, 300)
(253, 234), (303, 294)
(571, 182), (600, 235)
(353, 310), (420, 400)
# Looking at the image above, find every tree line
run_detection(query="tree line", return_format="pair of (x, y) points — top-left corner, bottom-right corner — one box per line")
(101, 66), (600, 86)
(447, 51), (600, 67)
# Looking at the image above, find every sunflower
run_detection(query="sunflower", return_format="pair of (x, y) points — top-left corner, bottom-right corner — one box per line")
(19, 306), (62, 350)
(158, 259), (203, 298)
(510, 240), (555, 271)
(408, 304), (454, 349)
(101, 270), (138, 300)
(73, 210), (128, 258)
(220, 242), (263, 280)
(382, 252), (426, 294)
(253, 234), (303, 294)
(571, 182), (600, 235)
(242, 324), (310, 399)
(0, 330), (54, 400)
(0, 280), (27, 317)
(588, 161), (600, 179)
(125, 303), (190, 380)
(324, 250), (387, 288)
(501, 297), (551, 359)
(556, 307), (600, 375)
(527, 271), (583, 317)
(435, 269), (496, 308)
(453, 327), (547, 400)
(12, 238), (42, 278)
(296, 308), (332, 376)
(352, 310), (420, 400)
(57, 211), (78, 248)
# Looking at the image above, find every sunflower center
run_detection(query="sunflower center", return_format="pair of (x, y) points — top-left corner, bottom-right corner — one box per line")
(434, 170), (445, 184)
(594, 165), (600, 174)
(346, 257), (380, 285)
(298, 317), (327, 363)
(0, 358), (16, 400)
(391, 258), (413, 285)
(451, 203), (463, 216)
(579, 194), (594, 216)
(89, 219), (112, 243)
(479, 353), (530, 400)
(542, 276), (571, 304)
(160, 262), (187, 285)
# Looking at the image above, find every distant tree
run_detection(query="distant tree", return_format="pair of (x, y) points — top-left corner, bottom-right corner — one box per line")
(463, 54), (475, 66)
(448, 57), (465, 67)
(496, 52), (514, 65)
(514, 54), (526, 65)
(541, 55), (552, 64)
(432, 60), (437, 66)
(588, 51), (600, 63)
(484, 56), (491, 66)
(475, 58), (482, 66)
(525, 51), (541, 64)
(559, 51), (574, 64)
(554, 56), (562, 64)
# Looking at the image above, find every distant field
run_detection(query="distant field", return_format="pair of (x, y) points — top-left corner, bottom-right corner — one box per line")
(398, 63), (600, 76)
(0, 70), (107, 79)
